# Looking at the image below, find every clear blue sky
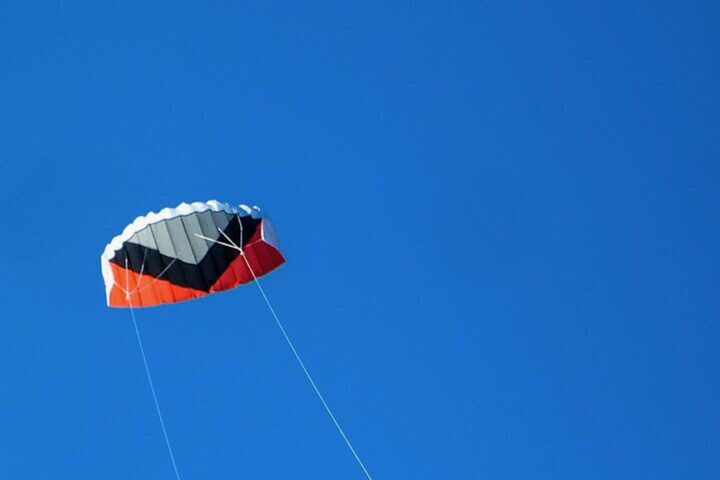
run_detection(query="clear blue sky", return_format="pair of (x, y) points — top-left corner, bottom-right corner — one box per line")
(1, 1), (718, 478)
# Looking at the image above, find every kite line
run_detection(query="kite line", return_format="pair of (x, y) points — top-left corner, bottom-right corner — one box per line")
(196, 223), (375, 480)
(241, 254), (374, 480)
(125, 257), (182, 480)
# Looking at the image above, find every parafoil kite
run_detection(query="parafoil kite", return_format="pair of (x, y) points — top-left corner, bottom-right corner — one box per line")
(100, 200), (284, 308)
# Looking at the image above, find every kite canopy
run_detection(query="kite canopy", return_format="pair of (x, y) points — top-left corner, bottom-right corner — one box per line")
(101, 200), (284, 308)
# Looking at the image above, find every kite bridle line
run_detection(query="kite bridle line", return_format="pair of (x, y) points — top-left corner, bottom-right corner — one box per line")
(192, 216), (376, 480)
(124, 256), (183, 480)
(114, 246), (183, 298)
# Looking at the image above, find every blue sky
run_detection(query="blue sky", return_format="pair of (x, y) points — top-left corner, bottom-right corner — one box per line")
(1, 1), (719, 478)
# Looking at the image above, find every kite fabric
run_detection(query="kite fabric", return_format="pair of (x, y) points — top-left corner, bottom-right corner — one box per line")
(100, 200), (285, 308)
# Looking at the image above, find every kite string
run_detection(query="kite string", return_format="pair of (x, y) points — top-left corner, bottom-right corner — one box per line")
(194, 226), (376, 480)
(233, 246), (374, 480)
(125, 257), (182, 480)
(242, 256), (374, 480)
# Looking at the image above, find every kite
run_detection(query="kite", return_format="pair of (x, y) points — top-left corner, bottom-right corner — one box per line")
(100, 200), (284, 307)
